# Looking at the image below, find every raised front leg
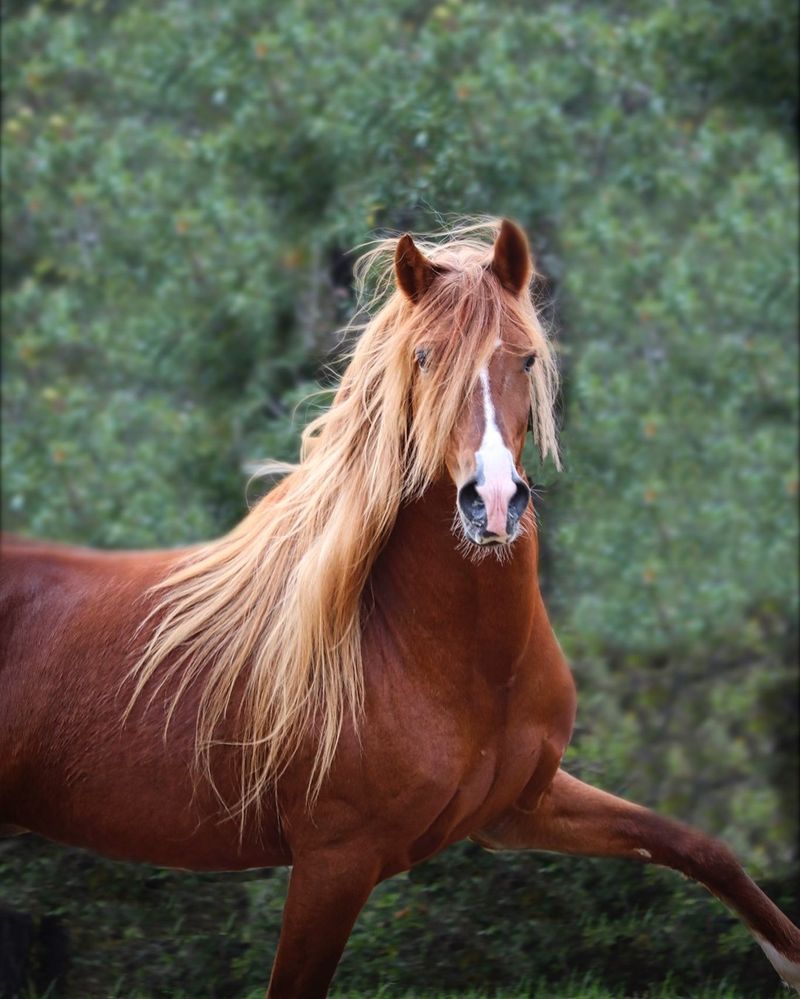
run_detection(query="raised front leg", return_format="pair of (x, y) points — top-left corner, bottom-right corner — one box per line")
(473, 768), (800, 992)
(267, 849), (379, 998)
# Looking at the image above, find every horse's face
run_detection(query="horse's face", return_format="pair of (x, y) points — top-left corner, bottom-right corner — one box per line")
(446, 342), (533, 546)
(396, 219), (537, 548)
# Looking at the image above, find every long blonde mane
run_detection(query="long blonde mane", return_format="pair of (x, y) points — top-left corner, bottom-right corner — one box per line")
(128, 218), (560, 819)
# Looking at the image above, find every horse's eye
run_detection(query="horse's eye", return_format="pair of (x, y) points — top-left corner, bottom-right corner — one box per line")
(524, 354), (536, 373)
(415, 347), (429, 370)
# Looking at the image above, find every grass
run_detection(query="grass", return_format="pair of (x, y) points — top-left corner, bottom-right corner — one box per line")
(324, 978), (787, 999)
(31, 980), (787, 998)
(326, 991), (782, 999)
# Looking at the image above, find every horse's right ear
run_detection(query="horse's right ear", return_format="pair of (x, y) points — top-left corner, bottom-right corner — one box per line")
(395, 234), (439, 303)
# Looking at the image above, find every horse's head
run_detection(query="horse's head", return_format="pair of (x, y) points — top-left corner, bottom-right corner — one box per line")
(394, 219), (556, 549)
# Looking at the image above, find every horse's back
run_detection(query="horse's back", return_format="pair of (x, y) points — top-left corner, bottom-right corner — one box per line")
(0, 536), (91, 678)
(0, 534), (165, 672)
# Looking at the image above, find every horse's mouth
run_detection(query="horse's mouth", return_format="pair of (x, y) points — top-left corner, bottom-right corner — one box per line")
(457, 516), (519, 549)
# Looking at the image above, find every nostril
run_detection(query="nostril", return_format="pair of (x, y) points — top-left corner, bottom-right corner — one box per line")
(457, 480), (486, 525)
(508, 480), (531, 523)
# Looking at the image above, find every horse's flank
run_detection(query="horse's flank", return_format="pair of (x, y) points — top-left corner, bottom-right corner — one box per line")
(126, 219), (559, 821)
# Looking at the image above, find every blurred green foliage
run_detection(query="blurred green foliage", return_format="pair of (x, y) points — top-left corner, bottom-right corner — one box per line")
(2, 0), (797, 996)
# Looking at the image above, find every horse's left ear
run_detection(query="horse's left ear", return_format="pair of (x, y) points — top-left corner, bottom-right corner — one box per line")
(491, 219), (533, 296)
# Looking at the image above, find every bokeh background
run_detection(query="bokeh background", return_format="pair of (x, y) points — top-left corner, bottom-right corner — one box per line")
(1, 1), (798, 996)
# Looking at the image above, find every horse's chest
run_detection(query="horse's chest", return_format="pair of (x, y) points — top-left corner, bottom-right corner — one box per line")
(470, 709), (545, 809)
(395, 723), (541, 870)
(434, 702), (546, 828)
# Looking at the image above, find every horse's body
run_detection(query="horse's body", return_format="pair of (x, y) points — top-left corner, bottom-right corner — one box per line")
(1, 221), (798, 996)
(0, 489), (572, 873)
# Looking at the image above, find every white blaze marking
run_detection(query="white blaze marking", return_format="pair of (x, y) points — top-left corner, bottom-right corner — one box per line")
(475, 368), (517, 539)
(755, 935), (800, 990)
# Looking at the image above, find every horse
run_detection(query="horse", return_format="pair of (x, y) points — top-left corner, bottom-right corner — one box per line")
(1, 219), (798, 997)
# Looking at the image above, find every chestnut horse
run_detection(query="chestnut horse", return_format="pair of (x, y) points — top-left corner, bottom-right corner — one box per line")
(1, 220), (798, 996)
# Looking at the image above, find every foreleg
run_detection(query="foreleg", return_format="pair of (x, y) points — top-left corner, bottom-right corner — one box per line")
(266, 848), (379, 998)
(474, 768), (800, 991)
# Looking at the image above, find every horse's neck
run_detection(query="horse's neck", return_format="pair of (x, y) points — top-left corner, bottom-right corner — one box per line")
(368, 477), (542, 683)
